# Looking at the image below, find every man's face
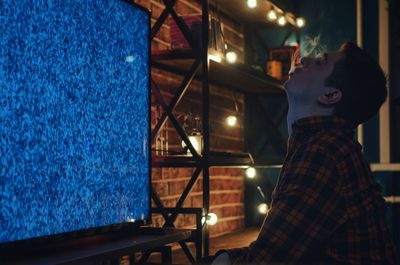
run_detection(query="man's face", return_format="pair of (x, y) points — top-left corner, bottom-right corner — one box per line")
(284, 52), (344, 104)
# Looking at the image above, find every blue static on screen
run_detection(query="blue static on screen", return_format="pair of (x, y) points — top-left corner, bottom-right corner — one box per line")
(0, 1), (150, 243)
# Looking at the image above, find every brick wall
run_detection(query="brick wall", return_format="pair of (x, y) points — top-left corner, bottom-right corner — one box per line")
(134, 0), (244, 63)
(136, 0), (246, 238)
(152, 168), (245, 238)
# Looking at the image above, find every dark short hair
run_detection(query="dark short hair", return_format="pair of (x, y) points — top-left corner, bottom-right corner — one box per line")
(324, 42), (387, 125)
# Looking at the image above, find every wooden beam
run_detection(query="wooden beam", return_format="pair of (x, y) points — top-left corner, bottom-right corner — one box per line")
(379, 0), (391, 163)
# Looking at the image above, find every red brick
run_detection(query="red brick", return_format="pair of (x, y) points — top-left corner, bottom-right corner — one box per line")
(147, 0), (246, 236)
(210, 178), (244, 191)
(152, 182), (169, 197)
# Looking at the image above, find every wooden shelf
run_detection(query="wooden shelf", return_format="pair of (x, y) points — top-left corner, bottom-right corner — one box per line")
(152, 151), (256, 167)
(192, 0), (297, 26)
(212, 0), (276, 24)
(152, 50), (285, 95)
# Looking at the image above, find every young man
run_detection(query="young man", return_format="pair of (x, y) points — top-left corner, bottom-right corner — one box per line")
(210, 42), (398, 264)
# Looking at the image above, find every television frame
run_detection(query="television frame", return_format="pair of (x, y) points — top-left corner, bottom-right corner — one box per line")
(0, 0), (152, 253)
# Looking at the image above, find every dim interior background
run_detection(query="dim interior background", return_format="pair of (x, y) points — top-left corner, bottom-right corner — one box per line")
(1, 0), (399, 264)
(136, 0), (400, 263)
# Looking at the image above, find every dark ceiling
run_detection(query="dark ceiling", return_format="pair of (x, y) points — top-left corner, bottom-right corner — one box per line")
(214, 0), (274, 23)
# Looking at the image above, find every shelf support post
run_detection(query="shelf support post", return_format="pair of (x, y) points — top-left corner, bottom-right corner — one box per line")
(201, 0), (210, 257)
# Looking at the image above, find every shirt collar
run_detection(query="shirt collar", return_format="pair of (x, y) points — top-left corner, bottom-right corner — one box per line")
(291, 115), (356, 135)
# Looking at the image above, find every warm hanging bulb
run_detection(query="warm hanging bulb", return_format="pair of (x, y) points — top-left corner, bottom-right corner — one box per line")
(247, 0), (257, 9)
(277, 16), (286, 26)
(226, 51), (238, 64)
(226, 115), (237, 127)
(207, 213), (218, 225)
(257, 203), (269, 214)
(267, 10), (277, 21)
(201, 213), (218, 225)
(246, 167), (256, 179)
(296, 17), (305, 28)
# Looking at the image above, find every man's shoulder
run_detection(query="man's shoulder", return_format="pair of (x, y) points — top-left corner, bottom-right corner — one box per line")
(300, 129), (361, 157)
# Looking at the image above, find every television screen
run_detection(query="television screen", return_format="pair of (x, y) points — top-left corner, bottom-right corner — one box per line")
(0, 0), (150, 244)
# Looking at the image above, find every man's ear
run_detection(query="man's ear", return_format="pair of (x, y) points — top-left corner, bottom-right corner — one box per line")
(318, 88), (342, 106)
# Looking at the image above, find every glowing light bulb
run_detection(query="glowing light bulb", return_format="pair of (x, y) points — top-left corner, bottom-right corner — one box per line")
(226, 51), (238, 64)
(267, 10), (277, 21)
(226, 115), (237, 127)
(296, 17), (305, 28)
(257, 203), (269, 214)
(246, 167), (256, 179)
(207, 213), (218, 225)
(209, 53), (222, 63)
(247, 0), (257, 9)
(202, 213), (218, 226)
(277, 16), (286, 26)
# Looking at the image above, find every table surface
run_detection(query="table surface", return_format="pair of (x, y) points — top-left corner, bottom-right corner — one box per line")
(4, 228), (193, 265)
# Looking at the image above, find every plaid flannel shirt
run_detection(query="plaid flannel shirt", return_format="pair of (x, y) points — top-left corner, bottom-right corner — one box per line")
(218, 116), (398, 265)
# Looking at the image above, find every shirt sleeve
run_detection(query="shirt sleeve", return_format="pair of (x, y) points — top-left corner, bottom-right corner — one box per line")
(225, 145), (348, 265)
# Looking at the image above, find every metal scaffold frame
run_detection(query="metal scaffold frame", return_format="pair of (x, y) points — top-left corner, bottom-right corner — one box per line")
(149, 0), (210, 262)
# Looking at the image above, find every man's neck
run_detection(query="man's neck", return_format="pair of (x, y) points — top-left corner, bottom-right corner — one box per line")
(286, 101), (334, 136)
(287, 107), (307, 136)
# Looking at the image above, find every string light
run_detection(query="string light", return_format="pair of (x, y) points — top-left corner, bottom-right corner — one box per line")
(226, 115), (237, 127)
(296, 17), (305, 28)
(201, 213), (218, 225)
(247, 0), (257, 9)
(257, 203), (269, 214)
(277, 16), (286, 26)
(246, 1), (304, 27)
(246, 167), (256, 179)
(267, 9), (277, 21)
(226, 51), (238, 64)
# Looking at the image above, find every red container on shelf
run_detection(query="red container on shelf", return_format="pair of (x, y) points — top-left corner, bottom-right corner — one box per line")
(268, 46), (300, 81)
(266, 60), (283, 80)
